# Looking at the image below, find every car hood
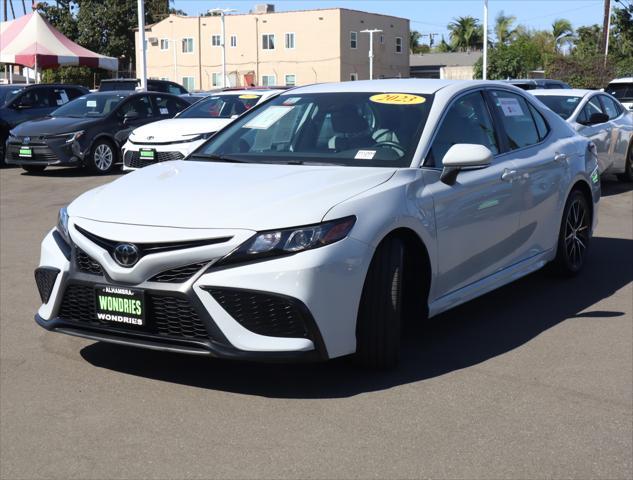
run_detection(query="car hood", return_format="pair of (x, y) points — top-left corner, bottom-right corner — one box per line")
(69, 161), (396, 230)
(128, 118), (233, 143)
(11, 116), (99, 136)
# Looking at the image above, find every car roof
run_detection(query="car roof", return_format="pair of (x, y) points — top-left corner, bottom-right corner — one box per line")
(608, 77), (633, 84)
(0, 83), (85, 89)
(282, 79), (470, 95)
(530, 88), (594, 97)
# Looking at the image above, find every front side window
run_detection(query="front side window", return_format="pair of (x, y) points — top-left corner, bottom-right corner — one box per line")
(534, 95), (582, 120)
(262, 34), (275, 50)
(182, 38), (194, 53)
(52, 93), (127, 117)
(489, 90), (539, 150)
(350, 31), (358, 49)
(396, 37), (403, 53)
(178, 94), (261, 119)
(285, 32), (295, 49)
(119, 95), (154, 119)
(599, 95), (621, 119)
(182, 77), (195, 91)
(261, 75), (276, 86)
(427, 91), (498, 167)
(285, 74), (296, 87)
(211, 35), (221, 47)
(153, 95), (187, 116)
(191, 92), (433, 168)
(50, 88), (71, 107)
(578, 97), (605, 124)
(19, 88), (52, 108)
(160, 38), (169, 50)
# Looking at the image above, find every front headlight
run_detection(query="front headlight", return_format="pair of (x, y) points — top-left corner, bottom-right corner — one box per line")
(51, 130), (84, 144)
(56, 207), (71, 244)
(216, 216), (356, 266)
(184, 132), (216, 142)
(8, 130), (17, 142)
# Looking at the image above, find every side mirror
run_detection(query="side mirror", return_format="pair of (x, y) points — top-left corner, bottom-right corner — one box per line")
(587, 112), (609, 125)
(440, 144), (493, 184)
(122, 111), (139, 124)
(15, 100), (33, 109)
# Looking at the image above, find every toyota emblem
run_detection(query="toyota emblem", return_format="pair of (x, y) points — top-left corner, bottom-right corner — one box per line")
(23, 136), (30, 144)
(113, 243), (140, 267)
(146, 136), (154, 141)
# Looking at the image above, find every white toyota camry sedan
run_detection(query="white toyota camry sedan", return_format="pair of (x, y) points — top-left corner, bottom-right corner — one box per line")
(532, 88), (633, 181)
(34, 79), (600, 368)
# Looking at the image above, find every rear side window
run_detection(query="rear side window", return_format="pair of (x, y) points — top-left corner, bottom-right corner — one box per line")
(66, 88), (85, 100)
(490, 91), (539, 150)
(50, 88), (71, 106)
(527, 103), (549, 140)
(169, 84), (187, 95)
(599, 95), (621, 119)
(153, 95), (187, 116)
(428, 91), (499, 167)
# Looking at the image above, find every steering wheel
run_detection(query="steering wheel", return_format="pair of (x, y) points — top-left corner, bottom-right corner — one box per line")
(372, 141), (405, 156)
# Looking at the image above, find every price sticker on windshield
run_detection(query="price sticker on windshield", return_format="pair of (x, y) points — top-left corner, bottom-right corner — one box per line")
(370, 93), (426, 105)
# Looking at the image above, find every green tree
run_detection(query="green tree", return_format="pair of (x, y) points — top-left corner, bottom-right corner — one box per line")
(474, 34), (542, 79)
(410, 30), (422, 53)
(435, 36), (454, 53)
(494, 11), (516, 45)
(552, 18), (573, 53)
(448, 16), (483, 52)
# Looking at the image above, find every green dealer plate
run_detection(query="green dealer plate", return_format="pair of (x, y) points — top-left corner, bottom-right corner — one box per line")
(139, 148), (155, 160)
(19, 146), (32, 158)
(95, 285), (145, 327)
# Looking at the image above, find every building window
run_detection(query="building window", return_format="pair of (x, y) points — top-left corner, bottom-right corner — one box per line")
(182, 37), (194, 53)
(285, 74), (296, 86)
(262, 34), (275, 50)
(160, 38), (169, 50)
(350, 31), (357, 49)
(285, 32), (295, 49)
(182, 77), (195, 90)
(211, 35), (221, 47)
(379, 34), (384, 44)
(395, 37), (402, 53)
(211, 73), (222, 87)
(230, 34), (237, 47)
(261, 75), (276, 86)
(350, 73), (358, 81)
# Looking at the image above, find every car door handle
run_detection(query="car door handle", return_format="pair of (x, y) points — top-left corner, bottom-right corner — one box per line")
(501, 169), (518, 182)
(554, 153), (568, 163)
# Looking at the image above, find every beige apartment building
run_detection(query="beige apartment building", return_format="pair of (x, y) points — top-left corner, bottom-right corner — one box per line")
(135, 5), (409, 91)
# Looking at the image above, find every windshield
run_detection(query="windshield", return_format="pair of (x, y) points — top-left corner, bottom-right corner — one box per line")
(0, 86), (24, 106)
(52, 93), (127, 117)
(535, 95), (582, 119)
(178, 94), (262, 119)
(606, 83), (633, 102)
(190, 92), (433, 167)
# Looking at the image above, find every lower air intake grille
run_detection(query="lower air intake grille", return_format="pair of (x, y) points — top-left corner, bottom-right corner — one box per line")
(58, 284), (210, 340)
(150, 261), (208, 283)
(125, 150), (184, 169)
(34, 267), (60, 303)
(75, 249), (103, 275)
(206, 288), (309, 338)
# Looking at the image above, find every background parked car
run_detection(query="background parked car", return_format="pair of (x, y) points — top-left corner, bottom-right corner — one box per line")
(504, 79), (571, 90)
(1, 83), (88, 161)
(532, 88), (633, 181)
(122, 88), (282, 169)
(605, 77), (633, 111)
(98, 78), (189, 96)
(5, 90), (189, 174)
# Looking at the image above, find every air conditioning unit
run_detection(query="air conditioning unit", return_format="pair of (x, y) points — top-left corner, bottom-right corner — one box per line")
(148, 37), (159, 46)
(253, 4), (275, 14)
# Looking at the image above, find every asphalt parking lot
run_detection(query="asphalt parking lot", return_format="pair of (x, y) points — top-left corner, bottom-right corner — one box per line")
(0, 165), (631, 480)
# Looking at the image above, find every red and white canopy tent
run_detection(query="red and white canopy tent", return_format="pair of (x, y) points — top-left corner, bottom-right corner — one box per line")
(0, 12), (118, 82)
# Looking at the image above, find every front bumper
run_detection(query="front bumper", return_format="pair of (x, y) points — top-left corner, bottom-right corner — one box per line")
(5, 137), (81, 166)
(35, 218), (371, 361)
(122, 139), (205, 170)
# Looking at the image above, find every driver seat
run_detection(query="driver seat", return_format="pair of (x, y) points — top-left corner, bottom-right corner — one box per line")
(327, 105), (372, 151)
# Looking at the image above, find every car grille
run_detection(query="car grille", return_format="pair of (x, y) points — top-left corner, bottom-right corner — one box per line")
(206, 288), (309, 338)
(75, 248), (103, 275)
(150, 261), (209, 283)
(58, 284), (210, 340)
(124, 150), (184, 168)
(6, 144), (59, 163)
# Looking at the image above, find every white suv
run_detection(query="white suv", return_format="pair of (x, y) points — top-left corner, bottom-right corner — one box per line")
(605, 77), (633, 111)
(122, 89), (283, 169)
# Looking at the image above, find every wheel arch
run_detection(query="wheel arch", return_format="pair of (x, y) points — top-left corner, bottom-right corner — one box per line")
(88, 134), (120, 163)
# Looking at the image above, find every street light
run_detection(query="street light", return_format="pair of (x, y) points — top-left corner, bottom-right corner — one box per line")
(208, 8), (237, 88)
(360, 28), (382, 80)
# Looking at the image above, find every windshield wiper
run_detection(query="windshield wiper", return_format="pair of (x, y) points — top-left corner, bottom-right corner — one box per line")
(188, 154), (249, 163)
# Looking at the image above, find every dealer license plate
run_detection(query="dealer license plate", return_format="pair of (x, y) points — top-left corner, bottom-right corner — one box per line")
(139, 148), (155, 161)
(95, 285), (145, 327)
(19, 146), (32, 158)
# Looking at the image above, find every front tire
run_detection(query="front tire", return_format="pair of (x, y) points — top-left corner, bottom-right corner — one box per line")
(22, 165), (46, 174)
(616, 147), (632, 182)
(550, 189), (591, 276)
(89, 139), (116, 174)
(354, 236), (404, 369)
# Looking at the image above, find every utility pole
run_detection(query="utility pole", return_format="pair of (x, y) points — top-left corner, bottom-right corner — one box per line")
(602, 0), (611, 67)
(208, 8), (236, 88)
(420, 33), (439, 48)
(483, 0), (488, 80)
(137, 0), (147, 91)
(361, 28), (382, 80)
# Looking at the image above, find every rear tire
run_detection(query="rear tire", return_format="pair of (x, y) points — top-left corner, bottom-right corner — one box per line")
(616, 147), (632, 182)
(550, 189), (591, 276)
(22, 165), (46, 174)
(354, 236), (404, 369)
(89, 139), (116, 174)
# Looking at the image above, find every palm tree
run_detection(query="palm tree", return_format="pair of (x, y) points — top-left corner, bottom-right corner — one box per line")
(495, 10), (517, 45)
(448, 16), (483, 52)
(436, 36), (454, 53)
(552, 18), (574, 53)
(410, 30), (422, 53)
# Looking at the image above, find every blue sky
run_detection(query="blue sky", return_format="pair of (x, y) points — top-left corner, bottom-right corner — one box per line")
(173, 0), (607, 42)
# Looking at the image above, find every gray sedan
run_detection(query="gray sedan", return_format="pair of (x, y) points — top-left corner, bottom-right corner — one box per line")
(532, 88), (633, 182)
